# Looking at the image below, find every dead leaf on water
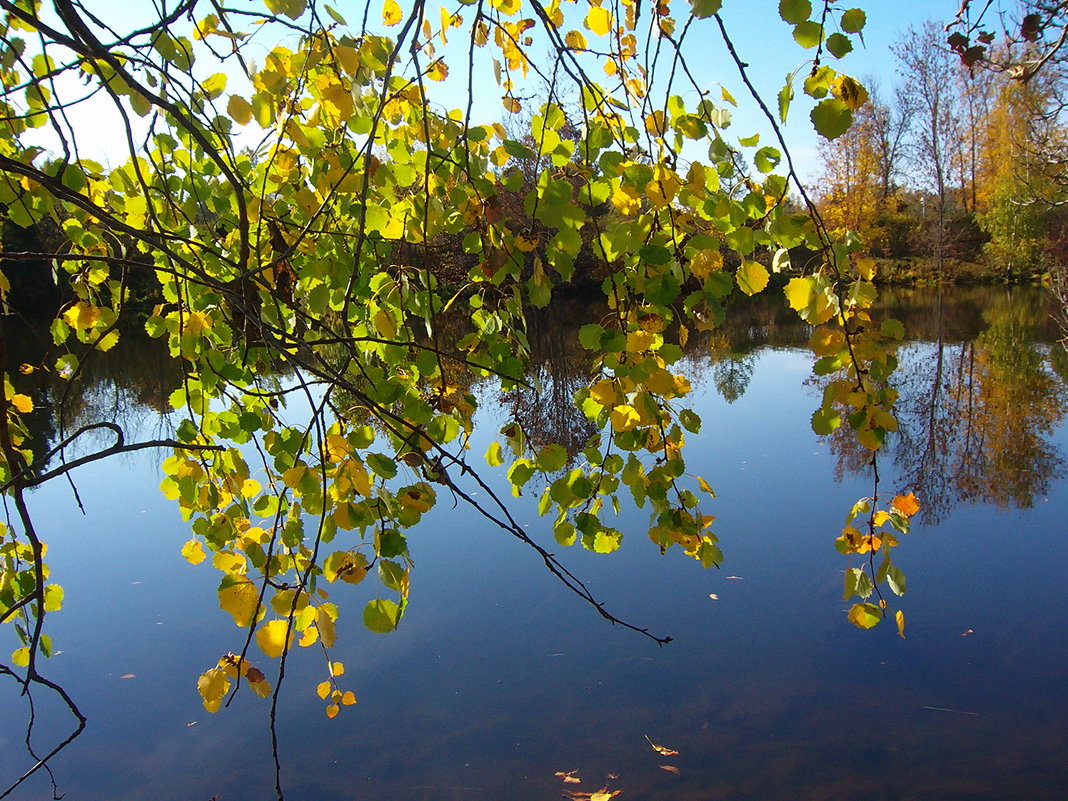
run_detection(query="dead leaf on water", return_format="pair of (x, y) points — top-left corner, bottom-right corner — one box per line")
(644, 734), (680, 756)
(726, 575), (743, 580)
(119, 674), (136, 679)
(565, 788), (620, 801)
(708, 593), (719, 600)
(659, 764), (680, 774)
(961, 629), (974, 637)
(555, 770), (581, 784)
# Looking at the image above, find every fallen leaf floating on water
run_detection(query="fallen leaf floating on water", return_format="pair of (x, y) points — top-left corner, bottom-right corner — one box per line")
(708, 593), (719, 600)
(119, 674), (136, 679)
(555, 770), (582, 784)
(961, 629), (974, 637)
(659, 765), (680, 774)
(726, 575), (743, 580)
(644, 734), (680, 756)
(564, 788), (620, 801)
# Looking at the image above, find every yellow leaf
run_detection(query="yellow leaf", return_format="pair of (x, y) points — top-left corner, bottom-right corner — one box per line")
(183, 311), (212, 335)
(896, 609), (906, 638)
(241, 478), (261, 498)
(282, 465), (306, 489)
(197, 667), (230, 713)
(689, 249), (723, 278)
(847, 602), (882, 629)
(589, 378), (620, 408)
(645, 110), (667, 137)
(326, 703), (340, 719)
(256, 619), (295, 659)
(626, 330), (656, 352)
(218, 576), (261, 626)
(181, 538), (207, 565)
(784, 276), (815, 311)
(856, 257), (876, 280)
(737, 260), (769, 296)
(891, 492), (920, 517)
(249, 673), (272, 698)
(62, 302), (100, 331)
(331, 661), (345, 676)
(610, 405), (641, 432)
(334, 45), (359, 74)
(382, 0), (402, 26)
(585, 6), (612, 36)
(341, 690), (357, 705)
(227, 94), (253, 125)
(10, 394), (33, 413)
(299, 625), (319, 647)
(426, 60), (448, 81)
(565, 30), (587, 50)
(317, 680), (332, 699)
(832, 74), (868, 110)
(317, 607), (337, 647)
(17, 363), (34, 375)
(610, 185), (641, 215)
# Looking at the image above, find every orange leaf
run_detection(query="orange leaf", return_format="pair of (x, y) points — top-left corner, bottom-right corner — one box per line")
(555, 770), (582, 784)
(659, 764), (680, 774)
(891, 492), (920, 517)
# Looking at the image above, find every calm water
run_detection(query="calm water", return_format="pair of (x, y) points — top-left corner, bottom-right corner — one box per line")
(2, 286), (1068, 801)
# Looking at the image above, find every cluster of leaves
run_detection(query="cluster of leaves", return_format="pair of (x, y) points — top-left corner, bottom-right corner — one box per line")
(0, 4), (917, 786)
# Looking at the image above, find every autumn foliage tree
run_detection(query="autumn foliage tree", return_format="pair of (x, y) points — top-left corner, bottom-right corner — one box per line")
(0, 0), (919, 794)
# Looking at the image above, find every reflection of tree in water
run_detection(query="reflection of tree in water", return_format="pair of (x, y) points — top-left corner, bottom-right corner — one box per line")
(825, 290), (1068, 524)
(5, 318), (184, 473)
(707, 332), (757, 404)
(497, 301), (597, 462)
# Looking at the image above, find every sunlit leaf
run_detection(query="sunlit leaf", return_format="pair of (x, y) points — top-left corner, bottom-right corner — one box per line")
(847, 602), (882, 629)
(256, 619), (295, 658)
(891, 492), (920, 517)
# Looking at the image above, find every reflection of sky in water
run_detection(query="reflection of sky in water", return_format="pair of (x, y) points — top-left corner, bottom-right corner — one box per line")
(3, 299), (1068, 800)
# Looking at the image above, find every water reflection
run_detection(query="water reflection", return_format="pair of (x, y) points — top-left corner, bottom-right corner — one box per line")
(824, 287), (1068, 523)
(4, 286), (1068, 801)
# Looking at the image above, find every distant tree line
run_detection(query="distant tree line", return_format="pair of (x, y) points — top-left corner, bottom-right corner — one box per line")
(813, 15), (1068, 282)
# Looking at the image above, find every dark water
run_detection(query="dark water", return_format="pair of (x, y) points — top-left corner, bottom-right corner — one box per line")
(2, 285), (1068, 801)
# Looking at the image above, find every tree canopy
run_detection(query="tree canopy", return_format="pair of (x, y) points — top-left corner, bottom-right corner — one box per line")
(0, 0), (920, 793)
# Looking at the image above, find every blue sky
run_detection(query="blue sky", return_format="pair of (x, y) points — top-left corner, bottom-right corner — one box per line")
(23, 0), (964, 180)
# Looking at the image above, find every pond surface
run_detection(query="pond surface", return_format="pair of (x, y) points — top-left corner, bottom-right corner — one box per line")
(2, 285), (1068, 801)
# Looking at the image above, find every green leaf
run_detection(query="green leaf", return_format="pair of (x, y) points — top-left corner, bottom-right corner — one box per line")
(811, 407), (841, 435)
(841, 8), (866, 33)
(679, 408), (702, 433)
(485, 441), (504, 467)
(793, 20), (823, 48)
(779, 0), (811, 24)
(826, 32), (853, 58)
(536, 444), (568, 473)
(811, 98), (852, 140)
(754, 146), (781, 173)
(886, 565), (907, 596)
(324, 3), (347, 24)
(778, 78), (794, 123)
(880, 318), (905, 340)
(375, 529), (406, 558)
(689, 0), (722, 19)
(363, 599), (400, 633)
(365, 452), (397, 479)
(503, 139), (534, 159)
(43, 584), (64, 612)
